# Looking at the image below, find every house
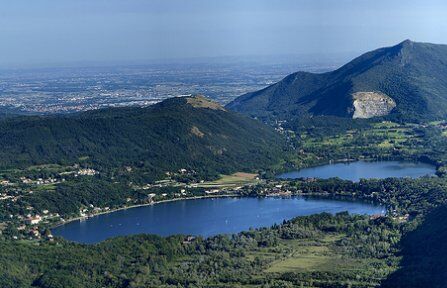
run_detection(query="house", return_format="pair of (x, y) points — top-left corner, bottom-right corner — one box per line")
(26, 215), (42, 225)
(30, 229), (41, 238)
(183, 236), (195, 244)
(77, 168), (97, 176)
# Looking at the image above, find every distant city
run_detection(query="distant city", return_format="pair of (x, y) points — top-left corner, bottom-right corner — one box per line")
(0, 59), (342, 114)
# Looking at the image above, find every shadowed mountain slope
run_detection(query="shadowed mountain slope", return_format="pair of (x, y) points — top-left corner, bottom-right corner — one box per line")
(227, 40), (447, 122)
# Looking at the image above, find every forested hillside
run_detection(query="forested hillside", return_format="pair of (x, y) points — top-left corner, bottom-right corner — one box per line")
(0, 95), (284, 181)
(382, 204), (447, 288)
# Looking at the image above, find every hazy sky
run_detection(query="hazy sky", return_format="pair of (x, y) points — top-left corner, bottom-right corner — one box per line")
(0, 0), (446, 67)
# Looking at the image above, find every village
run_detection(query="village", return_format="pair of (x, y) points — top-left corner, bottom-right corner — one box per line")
(0, 162), (333, 241)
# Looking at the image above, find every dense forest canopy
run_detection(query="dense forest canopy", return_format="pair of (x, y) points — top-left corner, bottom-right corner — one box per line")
(0, 95), (284, 181)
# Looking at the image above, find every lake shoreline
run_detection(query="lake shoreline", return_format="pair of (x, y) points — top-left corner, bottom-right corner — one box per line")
(52, 192), (385, 231)
(276, 159), (437, 181)
(53, 159), (426, 232)
(51, 193), (239, 229)
(276, 157), (439, 177)
(52, 193), (385, 244)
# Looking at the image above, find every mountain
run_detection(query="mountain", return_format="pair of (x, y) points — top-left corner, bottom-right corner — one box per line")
(0, 95), (283, 180)
(227, 40), (447, 121)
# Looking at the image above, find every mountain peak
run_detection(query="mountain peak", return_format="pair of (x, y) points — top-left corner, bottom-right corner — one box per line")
(395, 39), (415, 52)
(185, 95), (226, 111)
(400, 39), (413, 45)
(154, 95), (226, 112)
(227, 40), (447, 121)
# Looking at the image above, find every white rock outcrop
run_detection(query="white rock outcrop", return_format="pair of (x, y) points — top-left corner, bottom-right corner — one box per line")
(352, 92), (396, 119)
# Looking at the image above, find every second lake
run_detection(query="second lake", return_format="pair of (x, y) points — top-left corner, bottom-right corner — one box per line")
(276, 160), (436, 182)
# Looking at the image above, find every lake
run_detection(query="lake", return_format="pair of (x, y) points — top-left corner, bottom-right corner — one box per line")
(52, 196), (384, 244)
(277, 160), (436, 181)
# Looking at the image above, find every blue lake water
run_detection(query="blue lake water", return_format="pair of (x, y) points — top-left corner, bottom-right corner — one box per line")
(52, 196), (384, 244)
(277, 160), (436, 181)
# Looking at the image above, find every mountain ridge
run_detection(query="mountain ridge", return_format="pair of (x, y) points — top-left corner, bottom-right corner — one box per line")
(0, 95), (284, 181)
(227, 40), (447, 121)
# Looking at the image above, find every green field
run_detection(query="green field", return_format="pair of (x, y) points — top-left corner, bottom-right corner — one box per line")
(264, 235), (385, 277)
(289, 121), (426, 170)
(192, 172), (260, 189)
